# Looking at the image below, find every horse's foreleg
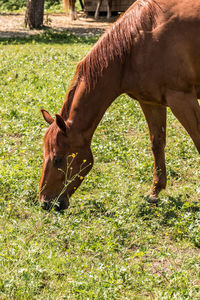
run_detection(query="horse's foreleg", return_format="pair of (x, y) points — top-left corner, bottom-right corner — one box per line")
(106, 0), (112, 19)
(69, 0), (77, 20)
(95, 0), (102, 19)
(79, 0), (84, 10)
(71, 10), (77, 20)
(140, 103), (167, 203)
(63, 0), (69, 15)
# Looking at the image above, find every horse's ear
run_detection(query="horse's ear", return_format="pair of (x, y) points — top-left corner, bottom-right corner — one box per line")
(41, 109), (54, 125)
(55, 114), (67, 134)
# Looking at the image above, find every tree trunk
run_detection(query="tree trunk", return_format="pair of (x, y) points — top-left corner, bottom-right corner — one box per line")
(25, 0), (45, 29)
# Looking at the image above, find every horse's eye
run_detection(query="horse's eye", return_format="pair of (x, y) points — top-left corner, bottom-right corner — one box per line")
(53, 156), (63, 167)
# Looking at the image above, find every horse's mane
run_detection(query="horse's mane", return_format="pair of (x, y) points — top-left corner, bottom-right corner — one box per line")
(77, 0), (160, 90)
(61, 0), (160, 117)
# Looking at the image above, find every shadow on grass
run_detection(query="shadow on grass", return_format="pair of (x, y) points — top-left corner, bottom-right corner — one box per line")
(136, 194), (200, 222)
(0, 29), (100, 45)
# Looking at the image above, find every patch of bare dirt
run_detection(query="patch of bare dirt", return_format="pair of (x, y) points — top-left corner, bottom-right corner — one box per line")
(0, 12), (117, 38)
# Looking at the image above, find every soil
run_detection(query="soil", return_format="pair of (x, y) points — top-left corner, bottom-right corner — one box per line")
(0, 12), (117, 38)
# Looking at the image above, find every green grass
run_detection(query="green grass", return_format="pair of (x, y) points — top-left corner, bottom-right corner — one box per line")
(0, 0), (82, 13)
(0, 31), (200, 299)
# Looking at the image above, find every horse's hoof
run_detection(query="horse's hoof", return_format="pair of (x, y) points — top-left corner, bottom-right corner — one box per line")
(147, 195), (159, 204)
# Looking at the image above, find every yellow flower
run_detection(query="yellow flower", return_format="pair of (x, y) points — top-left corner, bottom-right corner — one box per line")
(83, 159), (87, 163)
(72, 153), (76, 158)
(80, 176), (84, 180)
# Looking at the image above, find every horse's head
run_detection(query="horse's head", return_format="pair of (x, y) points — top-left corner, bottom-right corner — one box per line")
(39, 110), (93, 211)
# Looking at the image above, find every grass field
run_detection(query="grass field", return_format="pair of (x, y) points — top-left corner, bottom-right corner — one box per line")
(0, 31), (200, 299)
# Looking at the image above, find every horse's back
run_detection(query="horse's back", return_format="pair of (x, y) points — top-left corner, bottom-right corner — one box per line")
(122, 0), (200, 101)
(161, 0), (200, 20)
(154, 0), (200, 88)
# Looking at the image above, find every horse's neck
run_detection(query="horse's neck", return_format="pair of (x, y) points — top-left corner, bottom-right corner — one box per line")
(62, 65), (121, 141)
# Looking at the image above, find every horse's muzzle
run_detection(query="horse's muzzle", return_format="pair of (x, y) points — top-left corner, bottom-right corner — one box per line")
(41, 196), (69, 211)
(54, 196), (69, 211)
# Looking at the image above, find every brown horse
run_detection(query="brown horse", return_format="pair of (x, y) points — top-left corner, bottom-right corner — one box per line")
(94, 0), (112, 19)
(63, 0), (112, 20)
(40, 0), (200, 210)
(63, 0), (84, 20)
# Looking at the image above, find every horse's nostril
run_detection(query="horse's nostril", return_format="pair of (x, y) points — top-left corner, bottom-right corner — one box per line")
(54, 197), (69, 211)
(41, 201), (51, 210)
